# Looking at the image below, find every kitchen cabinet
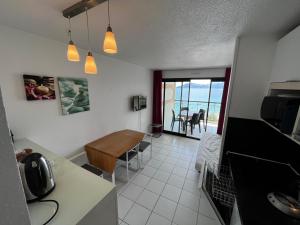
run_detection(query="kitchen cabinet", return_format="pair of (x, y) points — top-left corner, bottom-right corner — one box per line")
(14, 139), (118, 225)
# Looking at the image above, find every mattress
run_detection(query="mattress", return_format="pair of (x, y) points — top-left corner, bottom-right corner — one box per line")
(195, 133), (222, 172)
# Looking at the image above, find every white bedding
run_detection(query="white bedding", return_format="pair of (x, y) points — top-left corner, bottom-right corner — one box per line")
(195, 133), (222, 172)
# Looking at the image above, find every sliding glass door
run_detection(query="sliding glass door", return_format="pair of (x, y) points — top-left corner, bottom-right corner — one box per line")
(162, 80), (189, 135)
(162, 78), (224, 139)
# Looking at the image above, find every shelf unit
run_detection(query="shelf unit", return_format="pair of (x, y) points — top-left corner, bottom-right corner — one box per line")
(266, 81), (300, 144)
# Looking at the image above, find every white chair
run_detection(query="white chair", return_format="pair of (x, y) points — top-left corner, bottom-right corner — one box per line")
(118, 144), (139, 180)
(138, 133), (153, 168)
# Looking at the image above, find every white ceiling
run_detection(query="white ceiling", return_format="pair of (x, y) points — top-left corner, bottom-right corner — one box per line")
(0, 0), (300, 69)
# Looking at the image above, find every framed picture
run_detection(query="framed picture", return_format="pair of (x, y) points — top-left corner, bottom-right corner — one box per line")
(23, 75), (56, 100)
(57, 77), (90, 115)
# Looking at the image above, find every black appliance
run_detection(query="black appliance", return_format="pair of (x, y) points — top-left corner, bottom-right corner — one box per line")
(261, 96), (300, 134)
(132, 95), (147, 111)
(19, 153), (55, 202)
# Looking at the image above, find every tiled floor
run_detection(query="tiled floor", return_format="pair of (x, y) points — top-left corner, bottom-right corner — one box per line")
(114, 134), (221, 225)
(165, 122), (218, 139)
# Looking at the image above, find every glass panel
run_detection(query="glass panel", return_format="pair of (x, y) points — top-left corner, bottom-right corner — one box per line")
(163, 82), (176, 132)
(206, 81), (224, 134)
(179, 82), (189, 134)
(186, 79), (211, 138)
(189, 79), (211, 102)
(210, 82), (224, 104)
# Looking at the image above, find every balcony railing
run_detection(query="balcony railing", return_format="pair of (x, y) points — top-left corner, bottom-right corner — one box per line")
(174, 100), (221, 123)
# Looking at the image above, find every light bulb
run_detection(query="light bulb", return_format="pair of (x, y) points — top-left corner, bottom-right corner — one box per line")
(84, 52), (97, 75)
(67, 41), (80, 62)
(103, 26), (118, 54)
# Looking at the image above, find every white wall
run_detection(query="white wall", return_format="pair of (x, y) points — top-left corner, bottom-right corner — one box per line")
(228, 36), (277, 120)
(163, 68), (226, 79)
(0, 25), (152, 157)
(0, 88), (31, 225)
(270, 25), (300, 82)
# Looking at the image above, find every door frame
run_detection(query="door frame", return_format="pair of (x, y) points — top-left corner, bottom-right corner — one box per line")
(162, 77), (225, 140)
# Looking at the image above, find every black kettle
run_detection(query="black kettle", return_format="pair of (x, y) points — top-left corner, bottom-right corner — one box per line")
(19, 153), (55, 202)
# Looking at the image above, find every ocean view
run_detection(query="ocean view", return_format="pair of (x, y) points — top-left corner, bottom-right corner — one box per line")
(175, 82), (224, 121)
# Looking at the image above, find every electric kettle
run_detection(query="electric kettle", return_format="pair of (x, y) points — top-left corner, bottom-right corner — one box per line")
(19, 152), (55, 202)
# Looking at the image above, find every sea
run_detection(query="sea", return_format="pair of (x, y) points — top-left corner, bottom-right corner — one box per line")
(174, 83), (224, 120)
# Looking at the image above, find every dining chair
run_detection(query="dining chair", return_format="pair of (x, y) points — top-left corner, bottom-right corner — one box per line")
(198, 109), (207, 132)
(118, 145), (139, 180)
(188, 113), (200, 135)
(137, 133), (152, 168)
(171, 109), (183, 131)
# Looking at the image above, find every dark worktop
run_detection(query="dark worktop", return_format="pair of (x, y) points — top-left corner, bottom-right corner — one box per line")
(229, 152), (300, 225)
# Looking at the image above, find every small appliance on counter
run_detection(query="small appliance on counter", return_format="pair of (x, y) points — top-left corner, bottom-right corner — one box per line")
(268, 191), (300, 219)
(260, 96), (300, 134)
(19, 152), (55, 202)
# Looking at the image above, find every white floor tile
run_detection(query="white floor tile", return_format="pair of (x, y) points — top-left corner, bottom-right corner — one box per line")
(136, 189), (159, 210)
(160, 163), (175, 173)
(172, 167), (188, 177)
(118, 195), (134, 219)
(145, 178), (166, 195)
(132, 174), (151, 187)
(197, 213), (219, 225)
(176, 160), (190, 169)
(146, 212), (171, 225)
(122, 183), (144, 201)
(179, 190), (200, 212)
(141, 166), (157, 177)
(153, 170), (171, 182)
(148, 159), (163, 168)
(161, 184), (181, 202)
(198, 193), (217, 219)
(164, 158), (178, 165)
(153, 196), (177, 221)
(167, 174), (185, 189)
(152, 153), (168, 161)
(186, 170), (200, 181)
(124, 203), (151, 225)
(183, 179), (201, 196)
(173, 204), (198, 225)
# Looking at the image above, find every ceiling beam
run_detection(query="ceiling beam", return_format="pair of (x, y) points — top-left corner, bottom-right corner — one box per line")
(62, 0), (107, 18)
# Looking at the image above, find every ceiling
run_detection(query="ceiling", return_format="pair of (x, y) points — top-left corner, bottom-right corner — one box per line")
(0, 0), (300, 70)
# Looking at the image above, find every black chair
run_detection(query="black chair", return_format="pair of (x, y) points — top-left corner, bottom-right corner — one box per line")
(198, 109), (207, 132)
(118, 147), (139, 180)
(81, 164), (103, 177)
(180, 107), (189, 112)
(171, 109), (183, 131)
(187, 113), (201, 135)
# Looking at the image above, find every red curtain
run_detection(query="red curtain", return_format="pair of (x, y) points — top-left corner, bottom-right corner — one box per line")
(217, 67), (231, 135)
(152, 70), (163, 132)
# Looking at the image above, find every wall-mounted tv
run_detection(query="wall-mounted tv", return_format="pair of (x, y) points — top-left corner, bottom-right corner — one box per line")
(132, 96), (147, 111)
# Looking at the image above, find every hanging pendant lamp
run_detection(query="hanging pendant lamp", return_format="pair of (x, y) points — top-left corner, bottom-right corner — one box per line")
(67, 16), (80, 62)
(84, 8), (98, 75)
(103, 0), (118, 54)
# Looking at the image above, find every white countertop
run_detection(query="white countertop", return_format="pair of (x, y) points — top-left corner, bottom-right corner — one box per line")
(15, 139), (115, 225)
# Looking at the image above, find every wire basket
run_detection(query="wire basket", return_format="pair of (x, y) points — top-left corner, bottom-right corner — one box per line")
(211, 164), (235, 207)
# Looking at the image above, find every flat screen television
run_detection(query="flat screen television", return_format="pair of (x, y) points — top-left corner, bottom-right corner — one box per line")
(132, 96), (147, 111)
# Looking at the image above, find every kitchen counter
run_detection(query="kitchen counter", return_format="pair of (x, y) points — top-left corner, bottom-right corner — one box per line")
(229, 152), (300, 225)
(15, 139), (118, 225)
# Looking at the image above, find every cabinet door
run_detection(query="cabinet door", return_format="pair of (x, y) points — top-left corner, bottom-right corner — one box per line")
(78, 188), (118, 225)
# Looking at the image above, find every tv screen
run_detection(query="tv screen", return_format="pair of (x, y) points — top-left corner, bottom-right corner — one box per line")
(132, 96), (147, 111)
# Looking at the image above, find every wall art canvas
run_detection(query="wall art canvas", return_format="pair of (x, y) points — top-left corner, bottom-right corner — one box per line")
(57, 77), (90, 115)
(23, 75), (56, 100)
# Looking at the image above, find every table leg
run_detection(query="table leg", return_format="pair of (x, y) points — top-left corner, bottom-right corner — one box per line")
(136, 144), (140, 169)
(112, 170), (115, 185)
(126, 151), (129, 181)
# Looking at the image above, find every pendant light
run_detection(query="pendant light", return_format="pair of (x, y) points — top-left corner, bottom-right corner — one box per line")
(84, 8), (98, 75)
(67, 16), (80, 62)
(103, 0), (118, 54)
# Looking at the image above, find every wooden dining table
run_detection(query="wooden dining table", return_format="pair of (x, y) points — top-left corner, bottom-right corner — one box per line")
(85, 129), (145, 185)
